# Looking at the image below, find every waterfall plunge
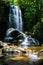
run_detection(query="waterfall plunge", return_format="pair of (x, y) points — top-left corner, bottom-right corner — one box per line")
(9, 6), (23, 32)
(5, 5), (40, 49)
(8, 5), (31, 48)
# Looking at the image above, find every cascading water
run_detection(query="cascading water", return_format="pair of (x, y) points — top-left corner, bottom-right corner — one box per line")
(5, 28), (40, 49)
(8, 5), (31, 48)
(5, 5), (40, 48)
(9, 5), (23, 32)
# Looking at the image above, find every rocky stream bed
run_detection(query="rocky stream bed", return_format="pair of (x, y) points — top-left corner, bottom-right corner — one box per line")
(0, 41), (43, 65)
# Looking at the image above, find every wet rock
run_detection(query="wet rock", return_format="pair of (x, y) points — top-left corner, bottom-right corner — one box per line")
(4, 28), (24, 45)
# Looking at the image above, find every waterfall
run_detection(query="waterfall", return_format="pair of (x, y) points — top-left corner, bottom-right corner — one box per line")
(5, 28), (40, 49)
(9, 5), (23, 32)
(5, 5), (40, 48)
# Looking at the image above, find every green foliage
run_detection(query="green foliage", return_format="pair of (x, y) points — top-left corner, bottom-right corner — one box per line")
(0, 0), (43, 43)
(33, 22), (43, 43)
(3, 0), (20, 6)
(19, 0), (43, 43)
(20, 0), (41, 32)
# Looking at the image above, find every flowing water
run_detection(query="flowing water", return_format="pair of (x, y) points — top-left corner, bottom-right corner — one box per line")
(5, 28), (40, 49)
(3, 5), (40, 48)
(0, 5), (41, 65)
(9, 5), (23, 32)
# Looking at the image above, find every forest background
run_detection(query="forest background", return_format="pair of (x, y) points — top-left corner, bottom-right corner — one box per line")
(0, 0), (43, 44)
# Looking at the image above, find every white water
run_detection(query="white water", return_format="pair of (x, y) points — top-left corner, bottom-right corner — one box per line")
(8, 5), (32, 48)
(6, 28), (39, 49)
(27, 52), (40, 61)
(20, 35), (40, 49)
(5, 5), (40, 48)
(9, 6), (23, 31)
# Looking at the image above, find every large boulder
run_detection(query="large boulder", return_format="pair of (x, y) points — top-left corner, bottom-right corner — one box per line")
(4, 28), (24, 45)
